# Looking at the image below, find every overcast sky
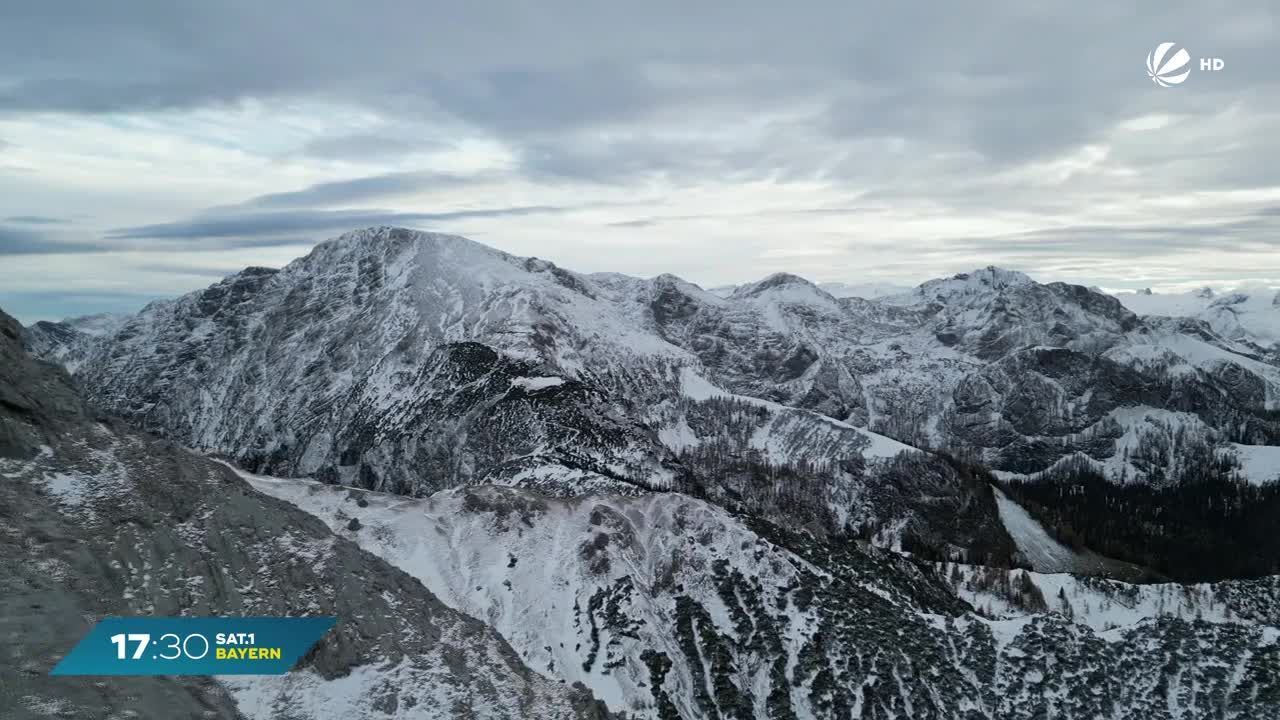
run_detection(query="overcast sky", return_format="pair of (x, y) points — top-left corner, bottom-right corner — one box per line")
(2, 2), (1278, 322)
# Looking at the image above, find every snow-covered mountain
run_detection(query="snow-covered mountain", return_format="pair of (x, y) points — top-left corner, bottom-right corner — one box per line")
(19, 230), (996, 555)
(714, 281), (911, 300)
(603, 264), (1279, 485)
(240, 468), (1280, 719)
(1116, 286), (1221, 318)
(1116, 285), (1280, 351)
(21, 312), (126, 373)
(26, 227), (1280, 559)
(0, 307), (610, 720)
(14, 225), (1280, 718)
(817, 281), (912, 299)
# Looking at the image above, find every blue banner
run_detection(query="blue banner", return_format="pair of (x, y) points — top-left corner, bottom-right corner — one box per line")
(51, 616), (336, 676)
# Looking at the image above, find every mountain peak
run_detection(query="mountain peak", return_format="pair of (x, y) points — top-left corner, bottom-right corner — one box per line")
(910, 266), (1034, 303)
(731, 272), (827, 299)
(320, 226), (491, 253)
(651, 272), (720, 299)
(291, 226), (526, 284)
(958, 266), (1034, 287)
(304, 226), (518, 263)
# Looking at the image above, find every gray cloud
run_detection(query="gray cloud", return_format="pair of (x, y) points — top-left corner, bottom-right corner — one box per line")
(4, 215), (70, 225)
(4, 4), (1272, 152)
(0, 2), (1275, 207)
(3, 1), (1280, 320)
(926, 211), (1280, 263)
(604, 205), (882, 229)
(297, 133), (428, 160)
(423, 66), (663, 136)
(135, 263), (244, 278)
(0, 226), (104, 255)
(243, 171), (488, 209)
(519, 135), (780, 185)
(107, 206), (572, 240)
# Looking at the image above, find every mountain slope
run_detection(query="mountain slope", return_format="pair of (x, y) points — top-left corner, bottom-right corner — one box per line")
(242, 469), (1280, 719)
(0, 307), (610, 720)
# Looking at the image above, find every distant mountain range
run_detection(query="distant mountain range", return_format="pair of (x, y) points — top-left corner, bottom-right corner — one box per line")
(1115, 285), (1280, 351)
(26, 228), (1280, 493)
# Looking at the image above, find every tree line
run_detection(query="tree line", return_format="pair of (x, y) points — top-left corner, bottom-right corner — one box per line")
(1001, 453), (1280, 582)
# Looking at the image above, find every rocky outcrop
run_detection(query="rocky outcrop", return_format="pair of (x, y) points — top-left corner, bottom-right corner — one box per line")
(0, 307), (611, 720)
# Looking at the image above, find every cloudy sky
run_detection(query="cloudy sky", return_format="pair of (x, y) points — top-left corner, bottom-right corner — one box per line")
(2, 2), (1278, 322)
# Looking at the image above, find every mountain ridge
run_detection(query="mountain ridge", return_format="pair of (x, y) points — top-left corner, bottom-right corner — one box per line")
(23, 226), (1280, 570)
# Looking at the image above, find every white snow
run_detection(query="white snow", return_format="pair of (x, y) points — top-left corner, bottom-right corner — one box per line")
(982, 616), (1034, 650)
(1231, 443), (1280, 485)
(1263, 627), (1280, 647)
(223, 658), (557, 720)
(678, 367), (916, 460)
(42, 472), (90, 506)
(511, 376), (565, 391)
(992, 486), (1080, 573)
(679, 367), (729, 402)
(940, 562), (1264, 634)
(656, 416), (698, 452)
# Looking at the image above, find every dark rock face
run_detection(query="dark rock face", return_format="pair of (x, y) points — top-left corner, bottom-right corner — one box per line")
(648, 276), (701, 327)
(0, 307), (611, 720)
(935, 330), (960, 346)
(1048, 281), (1142, 331)
(293, 341), (680, 496)
(1, 312), (86, 458)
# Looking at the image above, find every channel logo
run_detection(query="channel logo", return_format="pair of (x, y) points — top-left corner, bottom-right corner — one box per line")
(1146, 42), (1225, 87)
(1146, 43), (1190, 87)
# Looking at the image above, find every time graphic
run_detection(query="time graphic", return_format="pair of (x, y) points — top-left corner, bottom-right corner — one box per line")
(53, 617), (335, 676)
(109, 631), (281, 662)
